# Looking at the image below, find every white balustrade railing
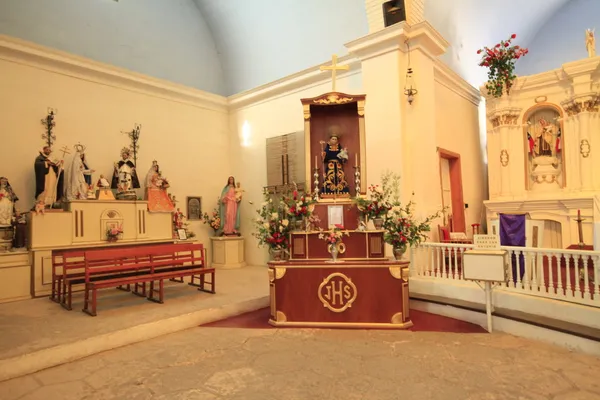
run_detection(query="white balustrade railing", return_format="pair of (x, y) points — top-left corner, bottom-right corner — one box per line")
(410, 242), (600, 307)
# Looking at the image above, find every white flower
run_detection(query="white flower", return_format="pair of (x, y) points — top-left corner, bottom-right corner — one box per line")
(263, 222), (270, 229)
(282, 219), (289, 227)
(271, 212), (278, 219)
(318, 233), (324, 240)
(279, 226), (283, 232)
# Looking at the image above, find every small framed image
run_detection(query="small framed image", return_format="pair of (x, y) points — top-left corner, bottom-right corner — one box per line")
(187, 196), (202, 220)
(177, 229), (188, 240)
(327, 205), (344, 227)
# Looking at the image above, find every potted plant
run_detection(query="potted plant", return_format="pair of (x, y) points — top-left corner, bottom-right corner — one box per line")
(106, 225), (123, 242)
(284, 189), (314, 231)
(477, 33), (529, 98)
(317, 224), (350, 262)
(202, 202), (221, 235)
(352, 184), (391, 230)
(252, 189), (291, 261)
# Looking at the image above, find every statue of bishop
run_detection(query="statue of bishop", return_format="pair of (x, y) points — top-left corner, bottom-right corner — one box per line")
(111, 147), (140, 197)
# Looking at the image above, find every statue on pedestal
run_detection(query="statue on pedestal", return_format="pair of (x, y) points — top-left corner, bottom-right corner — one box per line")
(0, 177), (18, 226)
(219, 176), (241, 236)
(144, 161), (175, 212)
(586, 29), (596, 58)
(320, 126), (350, 197)
(12, 210), (27, 249)
(64, 144), (95, 201)
(111, 147), (140, 200)
(34, 146), (64, 208)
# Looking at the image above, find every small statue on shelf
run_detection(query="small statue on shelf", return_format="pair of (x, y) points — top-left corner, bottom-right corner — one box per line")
(64, 144), (95, 201)
(586, 28), (596, 58)
(12, 210), (27, 249)
(319, 126), (350, 197)
(234, 182), (245, 203)
(219, 176), (241, 236)
(144, 160), (174, 212)
(0, 177), (18, 226)
(111, 147), (140, 200)
(97, 174), (111, 189)
(34, 146), (64, 208)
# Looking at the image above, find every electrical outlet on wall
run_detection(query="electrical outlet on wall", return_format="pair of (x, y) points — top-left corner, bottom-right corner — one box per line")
(465, 203), (469, 209)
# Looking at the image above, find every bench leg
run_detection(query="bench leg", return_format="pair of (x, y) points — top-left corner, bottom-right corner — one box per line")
(169, 277), (184, 283)
(117, 283), (131, 292)
(83, 286), (98, 317)
(61, 283), (73, 311)
(147, 280), (164, 304)
(194, 272), (216, 294)
(132, 282), (146, 297)
(82, 284), (90, 314)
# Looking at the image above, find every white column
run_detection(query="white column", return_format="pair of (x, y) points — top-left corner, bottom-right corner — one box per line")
(579, 110), (593, 190)
(563, 114), (580, 192)
(498, 124), (510, 197)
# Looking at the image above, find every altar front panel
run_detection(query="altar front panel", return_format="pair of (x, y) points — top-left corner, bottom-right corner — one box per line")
(268, 260), (411, 329)
(290, 231), (385, 260)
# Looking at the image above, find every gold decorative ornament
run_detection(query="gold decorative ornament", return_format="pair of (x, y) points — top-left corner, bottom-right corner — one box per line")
(313, 94), (354, 105)
(534, 96), (547, 103)
(391, 312), (404, 324)
(275, 311), (287, 322)
(317, 272), (357, 313)
(500, 149), (509, 167)
(388, 266), (402, 279)
(274, 267), (287, 280)
(581, 139), (591, 158)
(401, 267), (409, 281)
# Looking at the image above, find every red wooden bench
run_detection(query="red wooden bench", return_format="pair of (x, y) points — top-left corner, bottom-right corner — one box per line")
(51, 243), (157, 310)
(81, 243), (214, 316)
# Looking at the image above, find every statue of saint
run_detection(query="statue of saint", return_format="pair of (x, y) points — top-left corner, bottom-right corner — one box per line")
(219, 176), (241, 236)
(64, 144), (95, 201)
(34, 146), (64, 207)
(320, 126), (350, 197)
(0, 177), (18, 226)
(111, 147), (140, 194)
(144, 161), (175, 212)
(586, 29), (596, 58)
(534, 119), (554, 157)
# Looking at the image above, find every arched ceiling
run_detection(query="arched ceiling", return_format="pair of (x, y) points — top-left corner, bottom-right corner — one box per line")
(195, 0), (572, 95)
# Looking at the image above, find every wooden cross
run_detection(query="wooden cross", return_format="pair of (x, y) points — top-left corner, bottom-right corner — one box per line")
(320, 54), (349, 92)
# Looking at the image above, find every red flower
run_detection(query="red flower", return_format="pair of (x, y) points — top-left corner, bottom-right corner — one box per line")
(477, 49), (482, 54)
(504, 42), (509, 47)
(511, 33), (517, 39)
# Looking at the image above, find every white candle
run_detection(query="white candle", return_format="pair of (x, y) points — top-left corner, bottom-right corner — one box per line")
(315, 155), (318, 167)
(355, 153), (358, 167)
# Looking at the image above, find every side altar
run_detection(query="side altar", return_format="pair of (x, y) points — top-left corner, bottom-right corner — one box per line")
(266, 62), (412, 329)
(29, 199), (173, 296)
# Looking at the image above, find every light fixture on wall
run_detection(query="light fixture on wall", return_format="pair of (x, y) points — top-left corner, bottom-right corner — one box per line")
(404, 68), (418, 105)
(403, 39), (417, 105)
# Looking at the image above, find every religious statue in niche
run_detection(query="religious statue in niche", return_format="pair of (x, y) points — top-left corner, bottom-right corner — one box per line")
(525, 109), (563, 190)
(144, 160), (175, 212)
(219, 176), (241, 236)
(64, 143), (95, 201)
(111, 147), (140, 200)
(319, 126), (350, 197)
(0, 177), (18, 226)
(34, 146), (65, 208)
(586, 28), (596, 58)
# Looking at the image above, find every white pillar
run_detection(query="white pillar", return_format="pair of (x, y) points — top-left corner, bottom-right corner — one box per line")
(498, 124), (510, 197)
(579, 110), (593, 190)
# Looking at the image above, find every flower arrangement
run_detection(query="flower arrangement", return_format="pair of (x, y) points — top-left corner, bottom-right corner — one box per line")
(284, 189), (314, 220)
(317, 224), (350, 245)
(306, 214), (321, 231)
(383, 199), (443, 253)
(202, 205), (221, 233)
(251, 190), (292, 255)
(106, 225), (123, 241)
(352, 184), (391, 220)
(477, 34), (529, 98)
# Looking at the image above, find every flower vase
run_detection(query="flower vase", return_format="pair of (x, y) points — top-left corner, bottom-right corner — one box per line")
(393, 246), (406, 260)
(294, 219), (303, 231)
(373, 217), (384, 230)
(270, 248), (283, 262)
(107, 236), (118, 243)
(330, 244), (339, 262)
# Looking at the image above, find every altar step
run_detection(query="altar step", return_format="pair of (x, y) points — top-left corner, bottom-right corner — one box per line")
(0, 266), (269, 383)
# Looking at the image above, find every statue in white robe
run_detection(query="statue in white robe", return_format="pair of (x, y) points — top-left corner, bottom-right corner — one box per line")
(64, 145), (95, 201)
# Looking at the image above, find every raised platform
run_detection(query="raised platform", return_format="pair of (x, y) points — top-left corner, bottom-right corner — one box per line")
(0, 266), (269, 382)
(268, 259), (411, 329)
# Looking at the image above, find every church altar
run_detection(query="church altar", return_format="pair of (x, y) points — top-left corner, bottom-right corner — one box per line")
(29, 199), (173, 296)
(484, 56), (600, 249)
(265, 79), (412, 329)
(268, 260), (411, 329)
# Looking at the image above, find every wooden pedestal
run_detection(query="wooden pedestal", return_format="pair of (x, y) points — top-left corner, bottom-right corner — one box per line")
(268, 259), (412, 329)
(210, 236), (246, 269)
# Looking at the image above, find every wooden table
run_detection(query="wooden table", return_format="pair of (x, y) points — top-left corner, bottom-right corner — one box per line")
(267, 259), (412, 329)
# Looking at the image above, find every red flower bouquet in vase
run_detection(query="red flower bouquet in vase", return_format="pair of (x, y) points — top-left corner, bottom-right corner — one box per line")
(318, 224), (350, 263)
(285, 189), (314, 231)
(477, 34), (528, 98)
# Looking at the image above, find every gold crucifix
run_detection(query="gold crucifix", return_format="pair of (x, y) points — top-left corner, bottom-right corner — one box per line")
(320, 54), (349, 92)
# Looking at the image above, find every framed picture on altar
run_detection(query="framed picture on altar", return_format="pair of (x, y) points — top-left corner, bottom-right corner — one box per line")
(327, 205), (344, 227)
(177, 229), (188, 240)
(186, 196), (202, 220)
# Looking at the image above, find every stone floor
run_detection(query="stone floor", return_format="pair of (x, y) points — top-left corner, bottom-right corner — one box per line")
(2, 324), (600, 400)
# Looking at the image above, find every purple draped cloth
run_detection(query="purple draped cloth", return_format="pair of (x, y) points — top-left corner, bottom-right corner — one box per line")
(499, 213), (525, 281)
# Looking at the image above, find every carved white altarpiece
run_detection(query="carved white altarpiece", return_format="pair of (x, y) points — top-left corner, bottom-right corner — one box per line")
(29, 200), (173, 296)
(484, 56), (600, 249)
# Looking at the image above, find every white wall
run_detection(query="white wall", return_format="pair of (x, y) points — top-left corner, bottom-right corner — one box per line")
(0, 0), (226, 94)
